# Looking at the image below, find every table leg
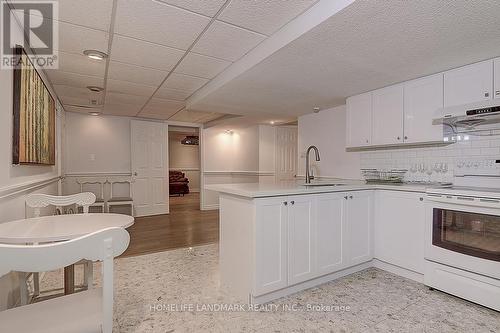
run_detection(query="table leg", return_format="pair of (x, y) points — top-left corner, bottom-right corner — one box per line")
(64, 265), (75, 295)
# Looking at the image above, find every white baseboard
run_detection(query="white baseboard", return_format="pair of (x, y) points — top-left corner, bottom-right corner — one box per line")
(372, 259), (424, 283)
(201, 204), (219, 211)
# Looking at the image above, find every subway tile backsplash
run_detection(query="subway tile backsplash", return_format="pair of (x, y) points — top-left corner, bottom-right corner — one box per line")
(359, 134), (500, 183)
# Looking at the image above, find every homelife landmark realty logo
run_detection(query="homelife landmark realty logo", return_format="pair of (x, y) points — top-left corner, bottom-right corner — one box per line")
(1, 0), (58, 69)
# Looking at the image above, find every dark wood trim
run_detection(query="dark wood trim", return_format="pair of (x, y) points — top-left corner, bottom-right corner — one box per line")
(432, 208), (500, 262)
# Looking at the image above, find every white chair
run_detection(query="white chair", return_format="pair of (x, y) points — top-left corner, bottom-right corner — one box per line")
(0, 227), (130, 333)
(106, 177), (134, 216)
(76, 178), (107, 213)
(22, 193), (97, 305)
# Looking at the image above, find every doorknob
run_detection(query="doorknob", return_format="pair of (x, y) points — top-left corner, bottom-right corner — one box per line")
(133, 172), (138, 176)
(485, 92), (490, 98)
(290, 201), (295, 205)
(283, 201), (288, 206)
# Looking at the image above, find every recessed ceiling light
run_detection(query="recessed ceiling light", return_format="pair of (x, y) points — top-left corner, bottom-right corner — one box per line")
(89, 111), (101, 116)
(313, 107), (320, 113)
(225, 130), (233, 135)
(87, 86), (103, 92)
(270, 121), (275, 125)
(83, 49), (108, 60)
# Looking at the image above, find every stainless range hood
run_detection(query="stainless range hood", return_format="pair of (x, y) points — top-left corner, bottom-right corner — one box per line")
(433, 100), (500, 137)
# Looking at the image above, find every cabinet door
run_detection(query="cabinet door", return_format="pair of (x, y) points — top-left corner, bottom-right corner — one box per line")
(345, 191), (373, 266)
(315, 192), (346, 276)
(495, 58), (500, 99)
(372, 84), (404, 145)
(288, 195), (316, 285)
(255, 197), (288, 295)
(346, 92), (372, 147)
(374, 191), (426, 273)
(404, 74), (443, 143)
(444, 60), (493, 107)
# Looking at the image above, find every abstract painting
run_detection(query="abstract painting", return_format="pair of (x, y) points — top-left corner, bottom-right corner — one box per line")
(12, 47), (56, 165)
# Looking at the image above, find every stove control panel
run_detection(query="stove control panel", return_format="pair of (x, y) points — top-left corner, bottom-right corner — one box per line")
(455, 159), (500, 177)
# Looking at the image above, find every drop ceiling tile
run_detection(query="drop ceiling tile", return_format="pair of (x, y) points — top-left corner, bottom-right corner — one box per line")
(58, 21), (109, 55)
(22, 0), (114, 31)
(53, 85), (99, 100)
(110, 35), (185, 70)
(163, 73), (209, 92)
(59, 95), (96, 107)
(154, 86), (193, 101)
(139, 98), (185, 119)
(46, 70), (104, 88)
(108, 61), (168, 86)
(219, 0), (318, 35)
(57, 51), (106, 77)
(115, 0), (210, 49)
(107, 79), (157, 97)
(105, 92), (150, 106)
(175, 52), (231, 79)
(192, 21), (266, 61)
(158, 0), (226, 17)
(170, 109), (224, 123)
(103, 103), (142, 116)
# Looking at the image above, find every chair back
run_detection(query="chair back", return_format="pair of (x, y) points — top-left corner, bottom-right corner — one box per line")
(0, 227), (129, 333)
(76, 178), (106, 200)
(107, 176), (133, 199)
(26, 193), (96, 217)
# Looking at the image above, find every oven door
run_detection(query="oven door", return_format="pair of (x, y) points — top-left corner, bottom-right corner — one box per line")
(425, 194), (500, 279)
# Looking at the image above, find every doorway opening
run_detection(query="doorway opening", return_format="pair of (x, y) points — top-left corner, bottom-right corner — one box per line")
(168, 126), (201, 212)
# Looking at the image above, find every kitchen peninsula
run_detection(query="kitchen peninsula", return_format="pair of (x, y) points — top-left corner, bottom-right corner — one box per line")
(207, 180), (430, 304)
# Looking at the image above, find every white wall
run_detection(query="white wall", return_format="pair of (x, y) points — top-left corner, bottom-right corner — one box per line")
(202, 125), (262, 209)
(65, 112), (131, 175)
(298, 105), (361, 179)
(0, 18), (64, 310)
(169, 131), (200, 192)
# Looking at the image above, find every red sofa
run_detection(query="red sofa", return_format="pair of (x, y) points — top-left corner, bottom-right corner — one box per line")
(169, 170), (190, 196)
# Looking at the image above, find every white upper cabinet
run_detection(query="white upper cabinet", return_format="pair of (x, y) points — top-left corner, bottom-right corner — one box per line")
(495, 58), (500, 99)
(346, 92), (372, 147)
(403, 74), (444, 143)
(372, 84), (404, 145)
(444, 60), (493, 107)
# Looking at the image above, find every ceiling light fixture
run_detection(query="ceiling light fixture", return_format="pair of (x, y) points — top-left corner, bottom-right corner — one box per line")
(87, 86), (103, 92)
(89, 111), (101, 116)
(270, 121), (275, 125)
(225, 130), (233, 135)
(313, 107), (320, 113)
(83, 49), (108, 60)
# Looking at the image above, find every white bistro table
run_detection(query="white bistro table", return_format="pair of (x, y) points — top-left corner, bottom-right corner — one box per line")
(0, 213), (134, 294)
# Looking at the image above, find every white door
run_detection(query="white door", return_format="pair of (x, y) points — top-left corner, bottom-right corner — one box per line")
(444, 60), (493, 107)
(345, 191), (373, 266)
(288, 195), (316, 285)
(403, 74), (444, 143)
(131, 120), (169, 217)
(346, 92), (372, 147)
(315, 192), (346, 276)
(275, 127), (298, 180)
(254, 197), (288, 295)
(374, 190), (425, 273)
(372, 84), (404, 145)
(494, 58), (500, 99)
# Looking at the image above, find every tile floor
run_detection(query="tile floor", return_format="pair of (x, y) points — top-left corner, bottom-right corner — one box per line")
(41, 244), (500, 332)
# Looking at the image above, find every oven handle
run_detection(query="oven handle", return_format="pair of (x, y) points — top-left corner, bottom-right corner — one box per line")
(426, 194), (500, 209)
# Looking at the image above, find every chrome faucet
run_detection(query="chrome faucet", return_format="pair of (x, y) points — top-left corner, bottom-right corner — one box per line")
(305, 145), (320, 184)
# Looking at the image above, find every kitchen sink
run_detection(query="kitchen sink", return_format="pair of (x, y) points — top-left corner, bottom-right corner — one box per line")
(301, 182), (346, 187)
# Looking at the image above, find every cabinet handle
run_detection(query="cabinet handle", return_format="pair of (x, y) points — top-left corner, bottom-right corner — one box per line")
(397, 136), (401, 140)
(485, 92), (490, 98)
(283, 202), (288, 206)
(344, 196), (348, 200)
(290, 201), (295, 205)
(404, 136), (408, 140)
(420, 197), (424, 201)
(496, 90), (500, 96)
(365, 139), (369, 144)
(349, 195), (353, 199)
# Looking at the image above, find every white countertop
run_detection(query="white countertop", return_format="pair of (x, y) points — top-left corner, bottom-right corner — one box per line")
(205, 179), (431, 198)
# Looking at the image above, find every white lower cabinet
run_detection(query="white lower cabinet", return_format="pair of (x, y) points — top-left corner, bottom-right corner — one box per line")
(254, 191), (373, 295)
(254, 197), (288, 296)
(374, 190), (426, 274)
